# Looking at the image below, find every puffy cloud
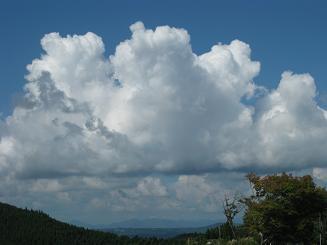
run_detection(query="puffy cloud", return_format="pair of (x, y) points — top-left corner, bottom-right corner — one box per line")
(0, 136), (15, 174)
(175, 175), (220, 212)
(136, 177), (168, 197)
(0, 22), (327, 222)
(313, 168), (327, 180)
(4, 22), (261, 177)
(254, 72), (327, 170)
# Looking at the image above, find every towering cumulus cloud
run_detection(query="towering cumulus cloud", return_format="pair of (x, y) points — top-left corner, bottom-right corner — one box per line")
(0, 22), (326, 217)
(1, 21), (327, 178)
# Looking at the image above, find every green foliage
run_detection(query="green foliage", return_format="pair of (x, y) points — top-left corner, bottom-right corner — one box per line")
(226, 237), (257, 245)
(205, 223), (248, 241)
(242, 173), (327, 244)
(2, 173), (327, 244)
(186, 237), (257, 245)
(0, 202), (184, 245)
(206, 223), (234, 240)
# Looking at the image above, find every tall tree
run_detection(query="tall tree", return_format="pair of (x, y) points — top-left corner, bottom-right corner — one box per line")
(242, 173), (327, 244)
(223, 194), (240, 239)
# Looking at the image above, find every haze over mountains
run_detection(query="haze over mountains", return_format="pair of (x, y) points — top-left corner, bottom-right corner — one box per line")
(74, 218), (218, 229)
(69, 217), (220, 238)
(0, 201), (188, 244)
(108, 218), (218, 229)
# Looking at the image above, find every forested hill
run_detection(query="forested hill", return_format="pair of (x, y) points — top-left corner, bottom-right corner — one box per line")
(0, 202), (183, 245)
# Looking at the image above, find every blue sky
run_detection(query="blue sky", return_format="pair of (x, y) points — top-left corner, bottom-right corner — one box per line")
(1, 0), (327, 225)
(1, 0), (327, 115)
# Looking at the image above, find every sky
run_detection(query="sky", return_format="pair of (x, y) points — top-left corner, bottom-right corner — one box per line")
(0, 0), (327, 225)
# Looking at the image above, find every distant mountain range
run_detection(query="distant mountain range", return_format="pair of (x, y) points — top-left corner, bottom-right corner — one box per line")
(69, 217), (221, 238)
(104, 218), (219, 229)
(103, 223), (221, 238)
(0, 201), (187, 244)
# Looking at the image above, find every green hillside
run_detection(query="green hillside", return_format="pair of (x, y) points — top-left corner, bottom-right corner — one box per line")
(1, 173), (326, 244)
(0, 202), (183, 245)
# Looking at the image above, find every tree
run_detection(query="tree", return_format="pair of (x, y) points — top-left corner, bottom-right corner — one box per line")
(0, 202), (185, 245)
(241, 173), (327, 244)
(223, 194), (241, 239)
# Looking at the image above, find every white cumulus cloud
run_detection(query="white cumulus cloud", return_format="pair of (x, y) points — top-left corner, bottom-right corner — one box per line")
(1, 22), (327, 177)
(0, 22), (327, 222)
